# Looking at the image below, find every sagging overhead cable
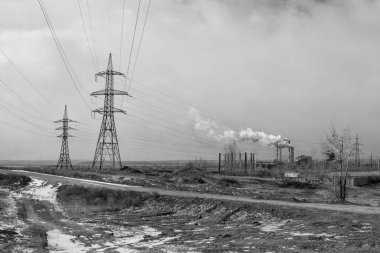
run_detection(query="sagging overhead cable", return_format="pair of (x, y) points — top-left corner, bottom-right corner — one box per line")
(0, 48), (61, 114)
(37, 0), (92, 110)
(120, 0), (142, 107)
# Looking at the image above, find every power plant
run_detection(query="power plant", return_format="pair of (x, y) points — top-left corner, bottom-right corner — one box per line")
(275, 138), (295, 163)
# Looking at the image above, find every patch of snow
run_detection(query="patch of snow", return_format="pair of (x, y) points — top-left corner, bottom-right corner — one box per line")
(316, 233), (335, 237)
(136, 236), (180, 248)
(195, 237), (215, 244)
(89, 244), (101, 249)
(85, 225), (161, 252)
(47, 229), (87, 253)
(260, 220), (288, 232)
(141, 225), (161, 237)
(12, 170), (139, 189)
(22, 178), (61, 205)
(0, 190), (25, 233)
(290, 232), (314, 236)
(193, 228), (207, 232)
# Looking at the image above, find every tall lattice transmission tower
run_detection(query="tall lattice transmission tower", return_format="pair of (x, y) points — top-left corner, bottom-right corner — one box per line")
(55, 105), (76, 169)
(354, 134), (362, 169)
(91, 53), (130, 170)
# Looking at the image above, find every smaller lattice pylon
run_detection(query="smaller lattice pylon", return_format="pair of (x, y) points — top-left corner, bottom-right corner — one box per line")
(55, 105), (77, 169)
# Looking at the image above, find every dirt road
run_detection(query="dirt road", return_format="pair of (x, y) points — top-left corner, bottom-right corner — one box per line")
(1, 169), (380, 215)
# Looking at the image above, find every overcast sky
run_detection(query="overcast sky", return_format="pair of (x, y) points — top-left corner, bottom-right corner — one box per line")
(0, 0), (380, 161)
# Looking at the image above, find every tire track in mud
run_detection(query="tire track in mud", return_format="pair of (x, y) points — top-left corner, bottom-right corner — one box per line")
(3, 169), (380, 215)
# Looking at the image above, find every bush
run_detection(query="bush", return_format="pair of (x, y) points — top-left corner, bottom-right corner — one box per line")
(279, 181), (317, 189)
(182, 176), (206, 184)
(0, 173), (31, 189)
(218, 178), (241, 187)
(57, 185), (152, 212)
(367, 176), (380, 185)
(171, 166), (206, 184)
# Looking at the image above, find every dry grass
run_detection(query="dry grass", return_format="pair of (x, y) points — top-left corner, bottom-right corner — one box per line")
(0, 173), (31, 189)
(279, 181), (318, 189)
(218, 178), (241, 187)
(57, 185), (154, 213)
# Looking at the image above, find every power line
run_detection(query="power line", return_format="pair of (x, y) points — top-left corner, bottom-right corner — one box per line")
(119, 0), (127, 70)
(37, 0), (92, 110)
(77, 126), (221, 151)
(0, 118), (55, 137)
(126, 78), (245, 130)
(0, 104), (55, 135)
(127, 0), (151, 91)
(77, 0), (98, 72)
(0, 77), (51, 121)
(108, 0), (111, 48)
(86, 0), (99, 70)
(0, 95), (50, 123)
(0, 48), (61, 114)
(120, 0), (142, 106)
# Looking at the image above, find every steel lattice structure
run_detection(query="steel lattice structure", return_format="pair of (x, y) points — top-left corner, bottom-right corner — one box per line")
(91, 53), (130, 170)
(55, 105), (76, 169)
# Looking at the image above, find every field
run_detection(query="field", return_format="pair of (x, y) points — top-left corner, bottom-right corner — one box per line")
(13, 165), (380, 206)
(1, 167), (380, 252)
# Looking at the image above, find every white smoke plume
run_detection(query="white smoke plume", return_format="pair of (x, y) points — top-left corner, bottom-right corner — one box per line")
(239, 128), (282, 147)
(188, 107), (236, 143)
(188, 107), (290, 147)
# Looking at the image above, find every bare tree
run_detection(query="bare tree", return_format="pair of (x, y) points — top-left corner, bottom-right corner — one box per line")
(321, 126), (354, 202)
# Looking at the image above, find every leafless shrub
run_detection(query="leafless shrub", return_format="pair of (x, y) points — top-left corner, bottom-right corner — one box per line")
(321, 125), (354, 202)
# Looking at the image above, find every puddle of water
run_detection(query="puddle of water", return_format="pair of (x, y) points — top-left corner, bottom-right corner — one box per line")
(260, 220), (289, 232)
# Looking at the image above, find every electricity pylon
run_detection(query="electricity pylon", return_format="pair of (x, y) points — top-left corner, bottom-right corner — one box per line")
(55, 105), (76, 169)
(91, 53), (130, 170)
(354, 134), (362, 170)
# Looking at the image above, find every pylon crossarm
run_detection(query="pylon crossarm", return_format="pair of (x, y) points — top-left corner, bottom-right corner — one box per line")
(54, 119), (78, 123)
(95, 70), (125, 78)
(112, 89), (131, 96)
(113, 108), (127, 114)
(57, 134), (74, 138)
(92, 107), (127, 114)
(55, 126), (76, 130)
(91, 89), (131, 96)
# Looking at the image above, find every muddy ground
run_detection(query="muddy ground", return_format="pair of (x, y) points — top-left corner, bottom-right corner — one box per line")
(1, 173), (380, 252)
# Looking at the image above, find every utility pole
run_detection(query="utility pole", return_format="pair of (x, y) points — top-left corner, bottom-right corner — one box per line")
(354, 134), (362, 171)
(244, 152), (247, 176)
(224, 153), (227, 174)
(369, 153), (373, 170)
(227, 153), (230, 175)
(55, 105), (76, 169)
(239, 152), (242, 175)
(91, 53), (131, 170)
(218, 153), (221, 174)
